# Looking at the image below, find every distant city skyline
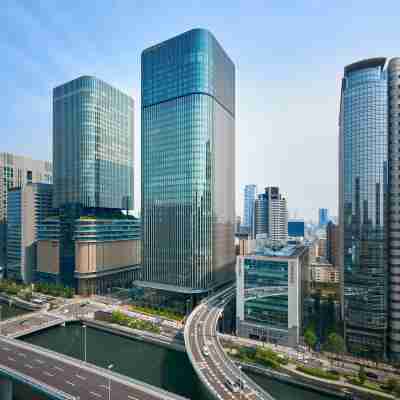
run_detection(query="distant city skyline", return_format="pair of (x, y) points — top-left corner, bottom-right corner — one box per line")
(2, 1), (400, 219)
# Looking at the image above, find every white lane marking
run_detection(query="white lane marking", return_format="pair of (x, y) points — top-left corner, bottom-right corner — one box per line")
(128, 395), (139, 400)
(24, 364), (34, 369)
(43, 371), (55, 377)
(53, 365), (64, 372)
(90, 391), (102, 398)
(76, 374), (87, 380)
(2, 347), (10, 351)
(34, 358), (44, 364)
(66, 380), (75, 386)
(18, 352), (26, 358)
(7, 357), (16, 362)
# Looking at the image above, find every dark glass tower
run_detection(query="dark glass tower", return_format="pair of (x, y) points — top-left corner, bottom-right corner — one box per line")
(339, 58), (389, 358)
(141, 29), (235, 294)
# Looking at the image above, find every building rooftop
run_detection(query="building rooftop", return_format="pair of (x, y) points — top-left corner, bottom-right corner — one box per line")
(254, 243), (306, 258)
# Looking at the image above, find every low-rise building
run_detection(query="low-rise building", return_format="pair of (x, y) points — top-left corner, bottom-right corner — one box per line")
(236, 243), (308, 347)
(36, 215), (141, 295)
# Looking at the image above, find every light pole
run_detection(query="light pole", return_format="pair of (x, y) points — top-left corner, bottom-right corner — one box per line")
(82, 324), (87, 363)
(108, 364), (114, 400)
(238, 365), (242, 400)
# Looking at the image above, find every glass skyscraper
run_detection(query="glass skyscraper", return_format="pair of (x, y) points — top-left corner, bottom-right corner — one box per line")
(243, 184), (257, 232)
(339, 58), (388, 358)
(52, 76), (134, 286)
(141, 29), (235, 294)
(53, 76), (134, 211)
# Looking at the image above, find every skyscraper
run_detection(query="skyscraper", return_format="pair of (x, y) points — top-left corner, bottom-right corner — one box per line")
(339, 57), (395, 359)
(253, 187), (288, 244)
(7, 183), (53, 283)
(141, 29), (235, 299)
(0, 153), (52, 270)
(318, 208), (329, 227)
(243, 184), (256, 232)
(50, 76), (136, 290)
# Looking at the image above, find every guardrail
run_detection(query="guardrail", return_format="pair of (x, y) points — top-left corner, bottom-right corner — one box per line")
(0, 364), (77, 400)
(0, 336), (188, 400)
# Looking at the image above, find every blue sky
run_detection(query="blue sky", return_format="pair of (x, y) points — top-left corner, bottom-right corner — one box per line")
(1, 0), (400, 220)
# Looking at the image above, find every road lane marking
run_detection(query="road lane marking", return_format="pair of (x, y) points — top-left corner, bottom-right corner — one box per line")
(66, 380), (75, 386)
(90, 391), (102, 398)
(34, 358), (44, 364)
(18, 352), (26, 358)
(2, 347), (10, 351)
(128, 395), (139, 400)
(76, 374), (87, 380)
(7, 356), (16, 362)
(53, 365), (64, 372)
(24, 364), (34, 369)
(43, 371), (55, 377)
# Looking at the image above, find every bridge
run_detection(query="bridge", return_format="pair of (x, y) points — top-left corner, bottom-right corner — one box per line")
(0, 334), (188, 400)
(184, 285), (275, 400)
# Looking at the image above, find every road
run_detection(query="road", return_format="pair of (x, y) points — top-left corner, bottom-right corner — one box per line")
(185, 286), (274, 400)
(0, 335), (187, 400)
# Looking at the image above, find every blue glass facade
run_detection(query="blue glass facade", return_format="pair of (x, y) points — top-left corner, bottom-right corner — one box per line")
(141, 29), (235, 292)
(288, 220), (305, 237)
(318, 208), (329, 227)
(53, 76), (134, 210)
(339, 58), (388, 357)
(243, 184), (256, 231)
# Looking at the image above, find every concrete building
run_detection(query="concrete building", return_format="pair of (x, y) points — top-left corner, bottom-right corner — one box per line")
(236, 244), (308, 347)
(6, 183), (54, 283)
(0, 153), (52, 269)
(140, 29), (235, 302)
(253, 187), (288, 244)
(309, 261), (340, 284)
(36, 216), (141, 295)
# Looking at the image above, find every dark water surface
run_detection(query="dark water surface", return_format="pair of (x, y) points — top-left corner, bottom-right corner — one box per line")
(11, 322), (337, 400)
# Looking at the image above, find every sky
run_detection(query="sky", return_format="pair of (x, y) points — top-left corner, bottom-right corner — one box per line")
(1, 0), (400, 221)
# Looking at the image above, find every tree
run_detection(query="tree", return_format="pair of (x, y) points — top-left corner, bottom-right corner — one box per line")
(304, 327), (317, 351)
(325, 333), (345, 365)
(358, 365), (366, 385)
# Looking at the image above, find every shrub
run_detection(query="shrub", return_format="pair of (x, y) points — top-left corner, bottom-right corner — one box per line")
(297, 365), (340, 381)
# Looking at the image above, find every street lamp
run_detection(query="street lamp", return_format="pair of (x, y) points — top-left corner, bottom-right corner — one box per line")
(107, 364), (114, 400)
(82, 324), (87, 363)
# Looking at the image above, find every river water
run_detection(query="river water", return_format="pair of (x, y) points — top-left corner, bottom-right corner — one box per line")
(10, 322), (338, 400)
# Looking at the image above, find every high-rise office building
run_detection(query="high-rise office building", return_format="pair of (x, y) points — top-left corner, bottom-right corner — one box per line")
(7, 183), (53, 283)
(141, 29), (235, 299)
(318, 208), (329, 227)
(253, 187), (288, 244)
(326, 221), (339, 267)
(49, 76), (135, 291)
(243, 184), (256, 232)
(339, 57), (400, 360)
(0, 153), (52, 269)
(288, 219), (305, 240)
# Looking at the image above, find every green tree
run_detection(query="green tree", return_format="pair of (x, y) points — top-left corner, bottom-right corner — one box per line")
(325, 332), (345, 365)
(358, 365), (366, 385)
(304, 327), (317, 351)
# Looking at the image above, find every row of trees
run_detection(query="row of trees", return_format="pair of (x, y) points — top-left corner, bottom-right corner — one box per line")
(0, 280), (74, 299)
(110, 310), (161, 334)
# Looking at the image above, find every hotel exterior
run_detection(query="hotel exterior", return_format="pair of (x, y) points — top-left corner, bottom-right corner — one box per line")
(39, 75), (136, 293)
(140, 29), (235, 299)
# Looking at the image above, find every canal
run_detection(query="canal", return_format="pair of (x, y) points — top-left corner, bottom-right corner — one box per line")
(10, 322), (338, 400)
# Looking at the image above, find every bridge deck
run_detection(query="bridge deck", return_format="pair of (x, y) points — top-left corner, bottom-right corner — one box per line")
(0, 336), (187, 400)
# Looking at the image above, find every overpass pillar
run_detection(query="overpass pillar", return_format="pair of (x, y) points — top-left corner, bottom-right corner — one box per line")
(0, 377), (13, 400)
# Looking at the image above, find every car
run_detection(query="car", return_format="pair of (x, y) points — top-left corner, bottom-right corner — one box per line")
(236, 377), (246, 390)
(202, 346), (209, 357)
(225, 378), (240, 393)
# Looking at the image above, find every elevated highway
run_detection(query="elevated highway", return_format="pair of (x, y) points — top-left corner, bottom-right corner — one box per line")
(184, 286), (275, 400)
(0, 335), (187, 400)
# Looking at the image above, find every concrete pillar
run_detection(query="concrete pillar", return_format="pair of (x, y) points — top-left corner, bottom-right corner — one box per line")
(0, 377), (13, 400)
